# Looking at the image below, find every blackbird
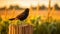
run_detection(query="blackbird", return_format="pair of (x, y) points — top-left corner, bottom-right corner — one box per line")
(9, 8), (29, 21)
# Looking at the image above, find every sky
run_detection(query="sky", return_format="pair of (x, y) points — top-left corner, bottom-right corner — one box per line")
(0, 0), (60, 8)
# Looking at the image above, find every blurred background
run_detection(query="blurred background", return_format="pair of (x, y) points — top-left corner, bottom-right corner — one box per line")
(0, 0), (60, 20)
(0, 0), (60, 34)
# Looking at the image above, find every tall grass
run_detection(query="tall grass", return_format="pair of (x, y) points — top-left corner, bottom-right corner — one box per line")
(0, 18), (9, 34)
(0, 16), (60, 34)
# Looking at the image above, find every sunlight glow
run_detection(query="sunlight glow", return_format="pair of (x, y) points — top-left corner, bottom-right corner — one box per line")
(0, 0), (60, 8)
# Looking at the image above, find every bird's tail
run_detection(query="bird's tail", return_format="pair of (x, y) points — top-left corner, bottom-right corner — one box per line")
(9, 18), (15, 21)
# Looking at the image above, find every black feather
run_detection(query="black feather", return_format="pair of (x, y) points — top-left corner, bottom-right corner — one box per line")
(9, 18), (15, 21)
(9, 8), (29, 21)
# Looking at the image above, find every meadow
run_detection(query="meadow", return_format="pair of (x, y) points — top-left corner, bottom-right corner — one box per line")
(0, 9), (60, 34)
(0, 9), (60, 20)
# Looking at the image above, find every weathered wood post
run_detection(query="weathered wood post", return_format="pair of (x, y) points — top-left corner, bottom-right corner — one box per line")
(9, 24), (16, 34)
(9, 24), (33, 34)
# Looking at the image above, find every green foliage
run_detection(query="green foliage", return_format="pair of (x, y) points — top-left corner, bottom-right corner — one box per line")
(0, 19), (9, 34)
(30, 16), (60, 34)
(0, 17), (2, 22)
(30, 16), (41, 34)
(1, 16), (60, 34)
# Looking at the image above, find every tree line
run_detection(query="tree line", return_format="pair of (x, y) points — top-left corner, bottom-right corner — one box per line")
(0, 4), (60, 10)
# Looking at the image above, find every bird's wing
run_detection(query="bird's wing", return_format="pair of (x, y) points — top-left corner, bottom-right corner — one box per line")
(9, 18), (15, 21)
(16, 12), (25, 18)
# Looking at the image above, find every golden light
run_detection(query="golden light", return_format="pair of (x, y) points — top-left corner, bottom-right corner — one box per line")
(0, 0), (60, 8)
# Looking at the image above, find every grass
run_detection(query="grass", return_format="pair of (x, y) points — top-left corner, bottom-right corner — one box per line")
(0, 9), (60, 34)
(0, 16), (60, 34)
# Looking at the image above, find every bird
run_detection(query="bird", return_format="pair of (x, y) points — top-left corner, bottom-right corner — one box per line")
(9, 8), (29, 21)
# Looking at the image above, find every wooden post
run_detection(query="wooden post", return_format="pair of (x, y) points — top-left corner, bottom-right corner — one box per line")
(9, 24), (33, 34)
(9, 24), (15, 34)
(18, 25), (23, 34)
